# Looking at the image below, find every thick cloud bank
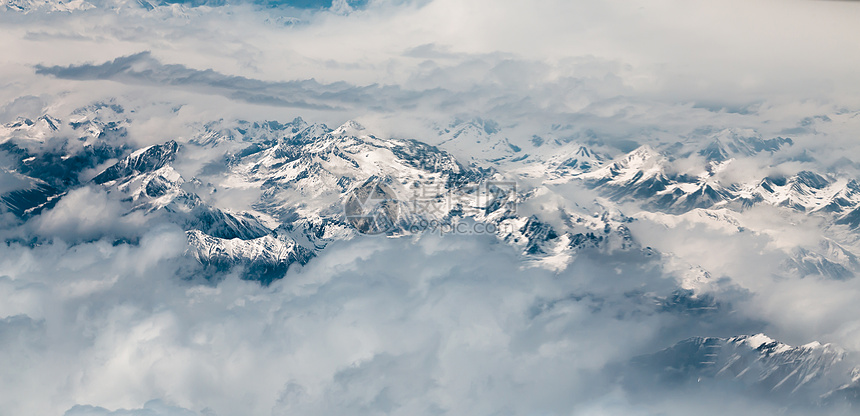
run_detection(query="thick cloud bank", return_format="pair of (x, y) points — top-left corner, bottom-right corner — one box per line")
(0, 228), (779, 416)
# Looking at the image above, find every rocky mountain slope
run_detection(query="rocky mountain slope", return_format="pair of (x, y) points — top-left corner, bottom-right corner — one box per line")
(628, 333), (860, 408)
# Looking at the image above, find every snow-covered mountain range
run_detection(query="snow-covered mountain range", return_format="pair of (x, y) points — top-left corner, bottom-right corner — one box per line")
(0, 106), (641, 280)
(5, 104), (860, 283)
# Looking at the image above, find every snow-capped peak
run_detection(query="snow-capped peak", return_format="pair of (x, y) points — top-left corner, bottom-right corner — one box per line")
(733, 333), (789, 352)
(332, 120), (366, 136)
(92, 140), (179, 184)
(581, 144), (664, 182)
(0, 115), (62, 144)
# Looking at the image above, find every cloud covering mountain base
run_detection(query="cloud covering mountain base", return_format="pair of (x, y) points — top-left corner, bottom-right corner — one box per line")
(0, 229), (732, 415)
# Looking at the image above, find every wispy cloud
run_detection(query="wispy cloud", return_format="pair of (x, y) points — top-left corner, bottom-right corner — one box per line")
(35, 52), (347, 110)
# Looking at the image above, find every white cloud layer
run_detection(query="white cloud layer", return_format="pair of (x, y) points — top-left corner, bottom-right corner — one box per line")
(0, 227), (810, 416)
